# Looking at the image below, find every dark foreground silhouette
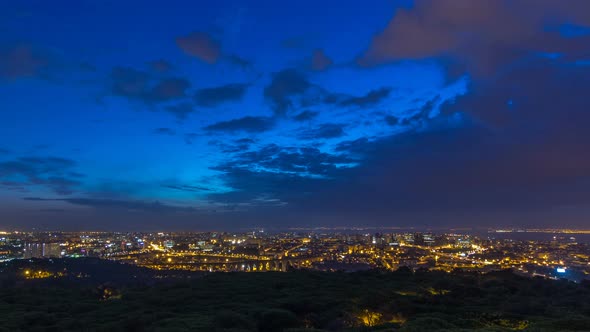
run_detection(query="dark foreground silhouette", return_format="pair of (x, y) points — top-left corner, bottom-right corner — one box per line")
(0, 259), (589, 331)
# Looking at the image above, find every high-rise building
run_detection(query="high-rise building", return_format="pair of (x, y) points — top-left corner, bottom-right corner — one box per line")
(24, 242), (62, 258)
(43, 243), (62, 258)
(23, 243), (43, 258)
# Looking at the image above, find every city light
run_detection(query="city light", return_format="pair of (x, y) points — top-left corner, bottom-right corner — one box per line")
(0, 229), (585, 279)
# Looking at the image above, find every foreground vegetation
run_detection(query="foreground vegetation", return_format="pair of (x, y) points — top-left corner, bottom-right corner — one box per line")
(0, 260), (589, 331)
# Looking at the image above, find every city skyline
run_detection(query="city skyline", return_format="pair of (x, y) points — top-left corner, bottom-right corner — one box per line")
(4, 228), (588, 280)
(2, 0), (590, 230)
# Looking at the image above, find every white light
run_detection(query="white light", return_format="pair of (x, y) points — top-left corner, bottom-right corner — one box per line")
(556, 267), (566, 273)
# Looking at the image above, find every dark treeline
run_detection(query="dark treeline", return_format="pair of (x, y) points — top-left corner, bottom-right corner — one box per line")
(1, 259), (590, 331)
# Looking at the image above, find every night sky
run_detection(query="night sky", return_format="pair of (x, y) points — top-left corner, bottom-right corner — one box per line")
(1, 0), (590, 230)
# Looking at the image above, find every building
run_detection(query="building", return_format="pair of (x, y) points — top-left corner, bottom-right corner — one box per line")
(23, 243), (43, 258)
(43, 243), (62, 258)
(23, 242), (62, 258)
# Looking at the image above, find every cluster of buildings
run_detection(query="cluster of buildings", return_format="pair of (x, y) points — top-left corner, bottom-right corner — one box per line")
(0, 229), (588, 281)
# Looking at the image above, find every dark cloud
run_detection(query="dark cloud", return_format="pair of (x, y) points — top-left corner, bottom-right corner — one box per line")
(385, 115), (399, 126)
(208, 144), (355, 206)
(111, 66), (150, 97)
(194, 83), (249, 107)
(163, 184), (211, 192)
(202, 54), (590, 226)
(311, 49), (333, 71)
(207, 169), (314, 209)
(0, 156), (82, 194)
(216, 144), (353, 177)
(153, 127), (176, 136)
(284, 59), (590, 225)
(263, 68), (389, 116)
(208, 138), (255, 153)
(176, 31), (221, 64)
(204, 116), (275, 133)
(328, 87), (392, 108)
(165, 102), (195, 121)
(400, 95), (441, 125)
(293, 110), (319, 122)
(149, 59), (172, 72)
(235, 138), (256, 144)
(24, 197), (194, 213)
(358, 0), (590, 76)
(264, 69), (314, 115)
(226, 54), (253, 70)
(110, 66), (190, 104)
(0, 43), (51, 79)
(334, 137), (374, 157)
(147, 78), (190, 102)
(298, 123), (346, 140)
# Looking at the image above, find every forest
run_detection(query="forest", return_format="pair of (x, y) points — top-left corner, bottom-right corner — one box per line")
(0, 259), (589, 331)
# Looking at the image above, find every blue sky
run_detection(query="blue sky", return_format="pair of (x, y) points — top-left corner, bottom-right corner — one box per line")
(1, 0), (590, 230)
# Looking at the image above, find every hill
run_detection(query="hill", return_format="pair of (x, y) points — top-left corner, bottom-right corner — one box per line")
(1, 259), (589, 331)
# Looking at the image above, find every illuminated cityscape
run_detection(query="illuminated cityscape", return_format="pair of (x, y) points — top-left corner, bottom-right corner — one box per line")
(3, 229), (589, 282)
(2, 0), (590, 330)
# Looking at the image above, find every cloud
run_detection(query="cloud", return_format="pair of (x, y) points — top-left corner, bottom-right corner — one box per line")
(0, 43), (51, 79)
(202, 55), (590, 226)
(216, 144), (354, 177)
(293, 110), (319, 122)
(226, 54), (253, 70)
(208, 144), (355, 206)
(264, 69), (314, 115)
(207, 168), (315, 208)
(235, 138), (256, 144)
(194, 83), (249, 107)
(311, 49), (333, 71)
(358, 0), (590, 76)
(282, 58), (590, 225)
(149, 59), (172, 72)
(176, 32), (251, 68)
(176, 31), (221, 64)
(334, 137), (374, 157)
(147, 78), (190, 102)
(24, 197), (194, 213)
(204, 116), (275, 133)
(263, 68), (391, 116)
(298, 123), (346, 140)
(110, 66), (150, 97)
(385, 115), (400, 126)
(399, 94), (442, 125)
(327, 87), (392, 108)
(110, 66), (190, 104)
(208, 138), (255, 153)
(0, 156), (82, 194)
(153, 127), (176, 136)
(165, 102), (195, 121)
(163, 184), (211, 192)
